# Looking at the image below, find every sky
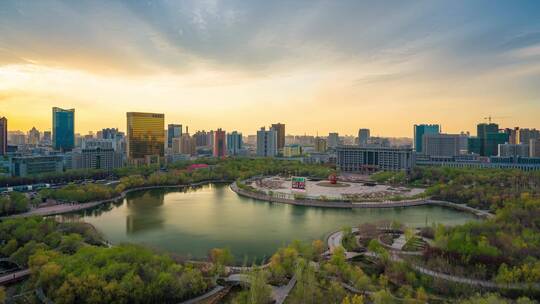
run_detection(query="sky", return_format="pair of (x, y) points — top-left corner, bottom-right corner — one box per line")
(1, 0), (540, 137)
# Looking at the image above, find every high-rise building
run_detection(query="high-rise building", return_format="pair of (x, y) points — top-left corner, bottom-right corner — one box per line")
(167, 124), (182, 149)
(52, 107), (75, 151)
(227, 131), (243, 156)
(213, 128), (227, 157)
(257, 127), (277, 157)
(530, 139), (540, 158)
(469, 123), (509, 156)
(0, 117), (7, 156)
(422, 134), (461, 157)
(126, 112), (165, 163)
(519, 128), (540, 144)
(314, 137), (327, 152)
(271, 123), (285, 151)
(194, 130), (208, 147)
(27, 127), (41, 145)
(414, 124), (440, 153)
(327, 133), (340, 149)
(358, 129), (370, 146)
(504, 127), (520, 145)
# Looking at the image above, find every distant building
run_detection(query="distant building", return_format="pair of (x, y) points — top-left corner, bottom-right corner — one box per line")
(72, 148), (123, 171)
(314, 137), (327, 152)
(470, 123), (508, 157)
(101, 128), (119, 140)
(27, 127), (40, 145)
(414, 124), (440, 153)
(11, 155), (64, 177)
(271, 123), (285, 151)
(52, 107), (75, 151)
(358, 129), (370, 146)
(42, 131), (52, 145)
(416, 154), (540, 171)
(194, 130), (208, 147)
(336, 146), (415, 173)
(257, 127), (277, 157)
(519, 128), (540, 144)
(530, 139), (540, 158)
(327, 133), (340, 149)
(0, 117), (6, 156)
(284, 144), (302, 157)
(167, 124), (182, 149)
(82, 138), (114, 150)
(126, 112), (165, 164)
(498, 143), (530, 158)
(227, 131), (243, 156)
(422, 134), (461, 157)
(504, 127), (520, 145)
(213, 128), (227, 157)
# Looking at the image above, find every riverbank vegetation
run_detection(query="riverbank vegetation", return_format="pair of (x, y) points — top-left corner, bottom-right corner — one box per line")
(20, 158), (334, 209)
(0, 191), (32, 216)
(1, 217), (216, 304)
(372, 167), (540, 211)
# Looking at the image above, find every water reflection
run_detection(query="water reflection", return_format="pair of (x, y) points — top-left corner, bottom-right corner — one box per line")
(125, 189), (165, 234)
(60, 184), (476, 261)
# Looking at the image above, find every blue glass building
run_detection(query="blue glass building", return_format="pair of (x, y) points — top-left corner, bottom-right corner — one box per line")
(414, 124), (440, 153)
(167, 124), (182, 149)
(52, 107), (75, 151)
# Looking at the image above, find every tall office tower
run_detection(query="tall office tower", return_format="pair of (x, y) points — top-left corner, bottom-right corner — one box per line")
(257, 127), (277, 157)
(227, 131), (243, 156)
(422, 134), (461, 157)
(358, 128), (370, 146)
(167, 124), (182, 149)
(126, 112), (165, 163)
(530, 139), (540, 158)
(327, 132), (340, 149)
(470, 123), (509, 156)
(413, 124), (440, 153)
(519, 128), (540, 144)
(213, 128), (227, 157)
(27, 127), (40, 145)
(314, 137), (327, 152)
(271, 123), (285, 150)
(0, 117), (7, 156)
(52, 107), (75, 151)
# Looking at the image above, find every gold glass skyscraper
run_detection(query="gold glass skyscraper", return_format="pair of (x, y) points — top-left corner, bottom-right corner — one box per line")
(126, 112), (165, 163)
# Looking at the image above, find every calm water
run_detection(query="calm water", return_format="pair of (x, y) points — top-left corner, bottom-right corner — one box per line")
(61, 184), (475, 262)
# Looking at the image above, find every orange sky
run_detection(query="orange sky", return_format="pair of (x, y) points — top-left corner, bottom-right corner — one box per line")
(1, 1), (539, 136)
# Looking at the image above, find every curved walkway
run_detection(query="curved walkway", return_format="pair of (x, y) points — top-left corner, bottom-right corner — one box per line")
(0, 269), (31, 285)
(0, 180), (232, 220)
(231, 182), (493, 219)
(326, 230), (539, 291)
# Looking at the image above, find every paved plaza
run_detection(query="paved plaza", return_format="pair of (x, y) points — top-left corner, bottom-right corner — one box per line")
(251, 177), (425, 200)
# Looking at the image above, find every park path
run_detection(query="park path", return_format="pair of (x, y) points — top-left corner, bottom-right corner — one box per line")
(325, 230), (539, 291)
(0, 269), (31, 285)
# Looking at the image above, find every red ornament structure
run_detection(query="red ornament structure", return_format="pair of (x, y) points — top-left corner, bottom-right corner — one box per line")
(328, 173), (338, 184)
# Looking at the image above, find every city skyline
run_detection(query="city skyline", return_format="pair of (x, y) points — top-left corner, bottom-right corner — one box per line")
(1, 1), (540, 136)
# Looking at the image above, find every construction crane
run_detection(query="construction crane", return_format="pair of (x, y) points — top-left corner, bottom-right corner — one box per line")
(483, 116), (510, 124)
